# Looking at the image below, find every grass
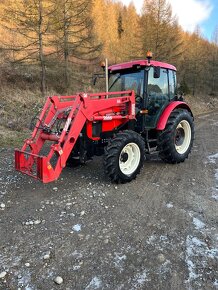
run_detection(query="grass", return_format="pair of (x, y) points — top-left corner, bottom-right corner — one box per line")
(0, 126), (30, 147)
(0, 85), (54, 147)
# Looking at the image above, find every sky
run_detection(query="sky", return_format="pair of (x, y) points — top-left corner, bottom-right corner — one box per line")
(119, 0), (218, 40)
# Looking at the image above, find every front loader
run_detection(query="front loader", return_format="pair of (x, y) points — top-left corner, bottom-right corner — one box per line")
(15, 52), (194, 183)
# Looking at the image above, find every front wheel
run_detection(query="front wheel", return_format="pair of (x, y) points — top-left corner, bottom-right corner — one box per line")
(157, 109), (194, 163)
(104, 130), (145, 183)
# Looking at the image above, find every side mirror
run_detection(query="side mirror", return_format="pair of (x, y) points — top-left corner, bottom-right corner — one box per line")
(153, 66), (160, 78)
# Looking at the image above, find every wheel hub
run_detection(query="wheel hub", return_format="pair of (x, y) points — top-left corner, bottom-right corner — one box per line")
(175, 128), (185, 146)
(120, 152), (128, 163)
(119, 143), (141, 176)
(175, 120), (191, 154)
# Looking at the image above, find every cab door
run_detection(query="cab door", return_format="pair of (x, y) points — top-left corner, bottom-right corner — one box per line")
(144, 67), (170, 129)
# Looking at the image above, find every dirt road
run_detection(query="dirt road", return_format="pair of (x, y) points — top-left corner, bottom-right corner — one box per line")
(0, 111), (218, 290)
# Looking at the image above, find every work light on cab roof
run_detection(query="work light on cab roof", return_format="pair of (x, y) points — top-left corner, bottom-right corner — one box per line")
(100, 61), (106, 69)
(15, 52), (194, 184)
(146, 50), (153, 63)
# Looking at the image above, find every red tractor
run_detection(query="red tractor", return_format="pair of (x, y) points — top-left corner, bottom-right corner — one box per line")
(15, 53), (194, 183)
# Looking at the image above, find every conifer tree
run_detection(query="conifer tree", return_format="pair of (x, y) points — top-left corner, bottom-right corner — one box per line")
(1, 0), (55, 96)
(51, 0), (101, 88)
(141, 0), (183, 62)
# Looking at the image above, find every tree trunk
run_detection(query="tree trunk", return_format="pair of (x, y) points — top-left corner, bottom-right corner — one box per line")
(63, 2), (69, 89)
(38, 0), (46, 97)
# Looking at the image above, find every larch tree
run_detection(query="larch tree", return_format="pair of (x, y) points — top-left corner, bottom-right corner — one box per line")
(118, 3), (142, 61)
(210, 26), (218, 95)
(181, 27), (210, 96)
(117, 11), (124, 39)
(141, 0), (183, 62)
(0, 0), (217, 97)
(1, 0), (55, 97)
(92, 0), (107, 47)
(92, 0), (122, 63)
(51, 0), (101, 89)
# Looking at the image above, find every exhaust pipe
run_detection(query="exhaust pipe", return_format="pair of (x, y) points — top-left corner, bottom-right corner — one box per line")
(105, 58), (108, 95)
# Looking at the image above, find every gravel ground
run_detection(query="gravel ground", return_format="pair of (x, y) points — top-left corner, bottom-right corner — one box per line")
(0, 111), (218, 290)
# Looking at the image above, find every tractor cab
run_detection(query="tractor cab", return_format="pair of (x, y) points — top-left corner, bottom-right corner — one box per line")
(108, 53), (177, 130)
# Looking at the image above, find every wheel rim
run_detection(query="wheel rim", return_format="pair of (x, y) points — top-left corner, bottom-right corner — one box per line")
(119, 143), (141, 176)
(175, 120), (191, 154)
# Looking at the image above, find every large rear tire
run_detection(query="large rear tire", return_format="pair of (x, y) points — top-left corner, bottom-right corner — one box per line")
(157, 109), (194, 163)
(104, 130), (145, 183)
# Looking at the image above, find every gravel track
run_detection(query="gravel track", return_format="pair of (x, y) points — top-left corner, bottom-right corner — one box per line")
(0, 111), (218, 290)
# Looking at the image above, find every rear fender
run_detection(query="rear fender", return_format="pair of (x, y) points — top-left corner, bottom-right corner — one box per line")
(156, 101), (193, 131)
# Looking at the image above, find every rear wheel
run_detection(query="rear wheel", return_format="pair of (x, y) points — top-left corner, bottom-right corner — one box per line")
(104, 130), (145, 183)
(157, 109), (194, 163)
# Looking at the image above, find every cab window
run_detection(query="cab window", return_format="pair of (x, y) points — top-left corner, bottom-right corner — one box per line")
(109, 70), (144, 97)
(147, 67), (168, 99)
(168, 70), (176, 99)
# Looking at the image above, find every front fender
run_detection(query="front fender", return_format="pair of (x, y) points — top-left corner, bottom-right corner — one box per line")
(156, 101), (193, 130)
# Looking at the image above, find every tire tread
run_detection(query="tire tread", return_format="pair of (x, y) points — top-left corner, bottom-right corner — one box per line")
(104, 130), (145, 183)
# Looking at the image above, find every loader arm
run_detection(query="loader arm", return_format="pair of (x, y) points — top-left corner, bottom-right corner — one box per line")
(15, 91), (135, 183)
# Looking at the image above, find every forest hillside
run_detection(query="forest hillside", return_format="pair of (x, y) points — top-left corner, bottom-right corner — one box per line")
(0, 0), (218, 145)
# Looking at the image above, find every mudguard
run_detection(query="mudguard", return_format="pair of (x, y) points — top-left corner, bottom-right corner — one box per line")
(156, 101), (193, 131)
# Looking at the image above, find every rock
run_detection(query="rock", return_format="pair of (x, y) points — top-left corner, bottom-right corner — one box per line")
(72, 224), (81, 232)
(0, 271), (7, 279)
(34, 220), (41, 225)
(104, 239), (109, 244)
(157, 253), (166, 263)
(166, 203), (173, 208)
(25, 263), (30, 267)
(80, 211), (85, 216)
(29, 221), (33, 225)
(25, 222), (30, 226)
(54, 276), (63, 285)
(0, 203), (5, 209)
(43, 253), (50, 260)
(53, 187), (58, 191)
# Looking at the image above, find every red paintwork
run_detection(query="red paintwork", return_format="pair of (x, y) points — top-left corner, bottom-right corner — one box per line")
(109, 60), (176, 72)
(86, 119), (125, 141)
(15, 91), (135, 183)
(156, 101), (192, 130)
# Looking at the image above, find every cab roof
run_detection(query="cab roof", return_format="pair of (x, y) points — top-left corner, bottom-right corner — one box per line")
(108, 60), (176, 72)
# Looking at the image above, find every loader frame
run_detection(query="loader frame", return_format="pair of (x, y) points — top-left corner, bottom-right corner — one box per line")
(15, 91), (135, 183)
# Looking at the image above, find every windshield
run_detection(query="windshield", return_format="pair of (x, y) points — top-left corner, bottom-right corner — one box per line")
(109, 69), (144, 97)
